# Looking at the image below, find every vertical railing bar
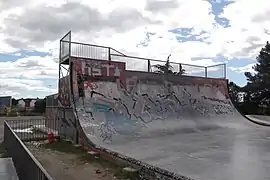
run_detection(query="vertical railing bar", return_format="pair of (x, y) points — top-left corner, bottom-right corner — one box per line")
(148, 59), (151, 72)
(68, 31), (71, 60)
(109, 48), (111, 61)
(224, 63), (227, 79)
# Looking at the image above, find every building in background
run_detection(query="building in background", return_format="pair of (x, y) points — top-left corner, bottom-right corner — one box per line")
(17, 99), (25, 109)
(17, 98), (38, 111)
(0, 96), (12, 115)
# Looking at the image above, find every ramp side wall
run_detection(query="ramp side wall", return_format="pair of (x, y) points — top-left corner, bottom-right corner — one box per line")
(69, 57), (235, 179)
(57, 75), (77, 142)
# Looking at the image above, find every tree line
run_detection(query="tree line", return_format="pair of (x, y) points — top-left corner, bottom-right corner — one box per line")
(228, 41), (270, 115)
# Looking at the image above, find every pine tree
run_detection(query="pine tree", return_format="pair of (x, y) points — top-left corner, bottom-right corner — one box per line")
(228, 81), (241, 104)
(244, 41), (270, 103)
(152, 54), (186, 75)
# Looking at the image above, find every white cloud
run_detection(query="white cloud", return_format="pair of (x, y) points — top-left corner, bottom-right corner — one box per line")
(1, 0), (269, 61)
(0, 55), (58, 98)
(0, 0), (217, 56)
(229, 63), (256, 74)
(0, 56), (58, 79)
(0, 77), (57, 98)
(215, 0), (270, 59)
(145, 0), (216, 32)
(1, 0), (270, 97)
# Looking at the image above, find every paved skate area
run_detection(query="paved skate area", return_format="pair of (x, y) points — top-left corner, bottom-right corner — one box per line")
(246, 114), (270, 126)
(74, 74), (270, 180)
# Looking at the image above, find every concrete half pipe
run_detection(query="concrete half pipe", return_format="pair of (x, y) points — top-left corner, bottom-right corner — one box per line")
(71, 57), (270, 180)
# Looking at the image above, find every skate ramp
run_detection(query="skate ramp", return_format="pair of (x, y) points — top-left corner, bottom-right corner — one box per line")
(72, 64), (270, 180)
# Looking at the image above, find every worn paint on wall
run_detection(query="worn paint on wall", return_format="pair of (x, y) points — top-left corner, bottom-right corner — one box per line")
(58, 107), (77, 141)
(72, 67), (79, 100)
(57, 74), (78, 142)
(58, 76), (70, 107)
(70, 58), (240, 179)
(72, 57), (126, 86)
(73, 70), (235, 143)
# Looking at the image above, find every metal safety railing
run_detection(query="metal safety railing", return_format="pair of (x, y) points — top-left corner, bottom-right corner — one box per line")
(4, 120), (54, 180)
(6, 119), (58, 141)
(59, 31), (227, 79)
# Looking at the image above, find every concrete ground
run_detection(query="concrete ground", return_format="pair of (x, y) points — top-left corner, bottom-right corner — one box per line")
(85, 118), (270, 180)
(76, 80), (270, 180)
(0, 158), (18, 180)
(26, 141), (138, 180)
(1, 116), (136, 180)
(246, 115), (270, 126)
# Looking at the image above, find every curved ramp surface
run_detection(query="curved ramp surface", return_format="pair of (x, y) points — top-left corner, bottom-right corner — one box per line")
(72, 62), (270, 180)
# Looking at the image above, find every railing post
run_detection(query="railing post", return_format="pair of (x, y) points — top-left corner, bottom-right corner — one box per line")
(224, 63), (226, 79)
(205, 67), (207, 77)
(68, 31), (71, 58)
(3, 121), (7, 145)
(179, 63), (182, 74)
(108, 48), (111, 61)
(148, 59), (151, 72)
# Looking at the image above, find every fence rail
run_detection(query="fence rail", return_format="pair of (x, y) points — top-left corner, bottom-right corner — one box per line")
(6, 119), (58, 141)
(60, 38), (227, 79)
(4, 120), (54, 180)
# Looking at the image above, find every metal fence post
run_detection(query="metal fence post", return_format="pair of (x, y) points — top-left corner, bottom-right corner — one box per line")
(148, 59), (151, 72)
(108, 48), (111, 61)
(68, 31), (71, 58)
(224, 63), (227, 79)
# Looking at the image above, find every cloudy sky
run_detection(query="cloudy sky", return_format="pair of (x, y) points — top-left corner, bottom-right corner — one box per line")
(0, 0), (269, 99)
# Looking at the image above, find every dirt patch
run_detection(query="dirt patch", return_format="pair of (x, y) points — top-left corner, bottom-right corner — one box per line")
(26, 140), (140, 180)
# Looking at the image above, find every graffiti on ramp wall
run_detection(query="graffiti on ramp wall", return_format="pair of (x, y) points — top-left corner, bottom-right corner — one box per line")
(71, 58), (236, 143)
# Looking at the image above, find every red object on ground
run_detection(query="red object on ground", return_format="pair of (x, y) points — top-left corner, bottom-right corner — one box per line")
(47, 131), (55, 143)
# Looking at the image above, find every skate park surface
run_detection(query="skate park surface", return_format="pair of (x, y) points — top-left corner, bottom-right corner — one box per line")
(65, 59), (270, 180)
(246, 115), (270, 126)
